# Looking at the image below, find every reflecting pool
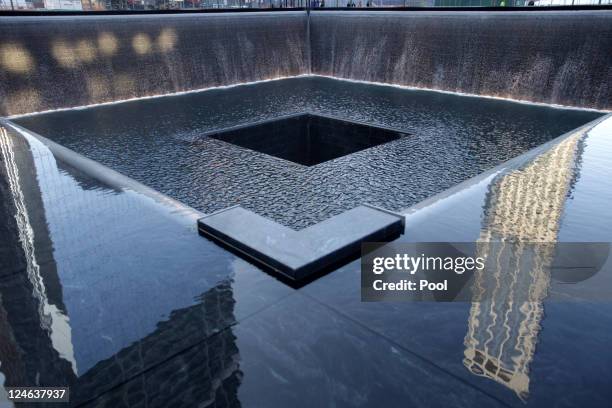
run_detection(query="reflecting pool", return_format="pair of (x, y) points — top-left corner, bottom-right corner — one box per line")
(14, 77), (602, 229)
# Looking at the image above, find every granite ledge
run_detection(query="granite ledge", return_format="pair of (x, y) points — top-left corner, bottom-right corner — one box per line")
(197, 204), (404, 282)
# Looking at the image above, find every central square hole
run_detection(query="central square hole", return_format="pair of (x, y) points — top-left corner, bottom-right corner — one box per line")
(207, 113), (405, 166)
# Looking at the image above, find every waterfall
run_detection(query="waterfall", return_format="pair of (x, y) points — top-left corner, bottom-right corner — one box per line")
(310, 11), (611, 110)
(0, 12), (309, 116)
(1, 10), (610, 116)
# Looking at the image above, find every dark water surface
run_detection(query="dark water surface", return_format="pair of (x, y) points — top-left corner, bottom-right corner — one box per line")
(15, 77), (602, 229)
(1, 100), (611, 407)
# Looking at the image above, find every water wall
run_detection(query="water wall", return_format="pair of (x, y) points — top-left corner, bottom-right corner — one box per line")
(0, 12), (308, 116)
(310, 11), (612, 110)
(1, 10), (610, 116)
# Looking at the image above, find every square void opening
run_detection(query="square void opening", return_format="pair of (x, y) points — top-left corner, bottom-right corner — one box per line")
(208, 113), (405, 166)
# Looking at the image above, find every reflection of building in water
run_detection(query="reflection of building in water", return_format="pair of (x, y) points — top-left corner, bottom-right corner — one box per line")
(464, 130), (584, 400)
(0, 126), (77, 388)
(0, 126), (242, 405)
(74, 280), (242, 406)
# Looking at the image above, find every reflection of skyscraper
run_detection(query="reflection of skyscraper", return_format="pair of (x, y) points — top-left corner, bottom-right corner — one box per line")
(0, 125), (243, 405)
(0, 126), (77, 387)
(464, 130), (583, 400)
(73, 280), (242, 406)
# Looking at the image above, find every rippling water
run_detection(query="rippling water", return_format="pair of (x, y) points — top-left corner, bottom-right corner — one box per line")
(15, 77), (602, 229)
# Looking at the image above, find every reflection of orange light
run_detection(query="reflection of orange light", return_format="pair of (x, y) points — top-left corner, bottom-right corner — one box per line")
(0, 44), (33, 74)
(86, 75), (108, 100)
(157, 28), (177, 53)
(98, 33), (118, 56)
(76, 40), (96, 63)
(5, 89), (40, 113)
(132, 33), (152, 55)
(115, 74), (135, 98)
(52, 41), (78, 68)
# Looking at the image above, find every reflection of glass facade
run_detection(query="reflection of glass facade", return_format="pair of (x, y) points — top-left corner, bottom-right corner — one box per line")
(0, 125), (242, 404)
(464, 131), (583, 400)
(74, 280), (241, 405)
(0, 126), (77, 389)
